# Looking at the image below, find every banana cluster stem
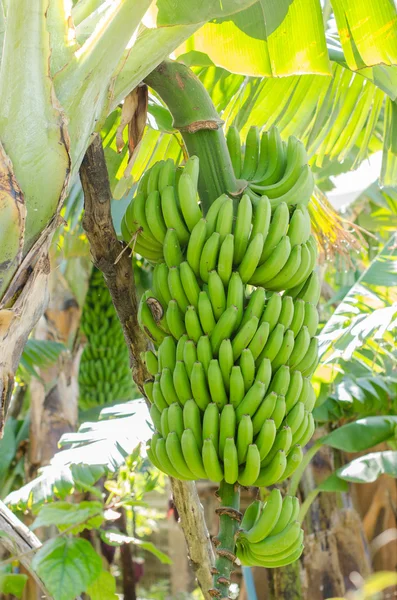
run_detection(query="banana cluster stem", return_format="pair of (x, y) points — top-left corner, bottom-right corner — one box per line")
(144, 60), (240, 213)
(210, 481), (241, 599)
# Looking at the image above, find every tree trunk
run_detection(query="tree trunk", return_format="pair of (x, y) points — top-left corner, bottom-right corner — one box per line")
(28, 270), (82, 477)
(299, 434), (372, 600)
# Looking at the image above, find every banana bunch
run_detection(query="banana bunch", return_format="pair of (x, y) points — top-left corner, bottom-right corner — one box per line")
(79, 269), (136, 409)
(227, 125), (314, 209)
(121, 156), (200, 264)
(131, 128), (320, 571)
(121, 149), (316, 293)
(236, 490), (304, 567)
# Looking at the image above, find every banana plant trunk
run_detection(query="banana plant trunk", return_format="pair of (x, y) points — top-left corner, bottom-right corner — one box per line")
(299, 434), (372, 599)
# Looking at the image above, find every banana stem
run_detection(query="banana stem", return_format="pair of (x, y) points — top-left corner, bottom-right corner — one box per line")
(144, 60), (241, 213)
(210, 481), (241, 599)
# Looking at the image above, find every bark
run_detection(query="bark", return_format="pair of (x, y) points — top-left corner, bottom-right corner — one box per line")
(29, 279), (82, 476)
(300, 433), (372, 600)
(119, 509), (137, 600)
(0, 500), (53, 598)
(79, 134), (215, 598)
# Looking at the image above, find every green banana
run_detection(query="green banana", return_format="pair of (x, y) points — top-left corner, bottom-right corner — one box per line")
(256, 323), (285, 365)
(160, 368), (179, 406)
(161, 186), (190, 245)
(219, 339), (234, 392)
(254, 357), (272, 390)
(288, 325), (310, 368)
(232, 316), (259, 361)
(270, 396), (287, 429)
(262, 426), (292, 466)
(168, 266), (189, 312)
(166, 432), (196, 479)
(239, 233), (264, 284)
(203, 403), (220, 454)
(285, 370), (304, 412)
(233, 194), (253, 265)
(269, 495), (294, 536)
(168, 402), (184, 439)
(216, 196), (234, 243)
(197, 335), (213, 376)
(147, 160), (164, 194)
(187, 218), (208, 277)
(260, 293), (282, 332)
(265, 244), (303, 291)
(200, 232), (221, 283)
(229, 366), (246, 409)
(181, 429), (207, 479)
(255, 127), (285, 186)
(240, 287), (266, 330)
(271, 329), (295, 371)
(226, 272), (245, 330)
(166, 299), (186, 339)
(303, 301), (319, 337)
(281, 444), (303, 480)
(268, 364), (291, 397)
(251, 195), (271, 240)
(223, 437), (239, 484)
(255, 449), (287, 487)
(260, 202), (290, 263)
(185, 305), (204, 343)
(202, 438), (224, 482)
(242, 126), (260, 180)
(158, 336), (176, 372)
(239, 349), (256, 392)
(284, 401), (305, 434)
(219, 404), (237, 457)
(178, 172), (202, 232)
(176, 334), (188, 361)
(278, 295), (295, 330)
(180, 261), (201, 309)
(183, 399), (202, 447)
(150, 403), (162, 433)
(210, 304), (239, 356)
(158, 158), (176, 192)
(255, 418), (277, 460)
(198, 291), (216, 336)
(145, 190), (167, 243)
(144, 380), (154, 403)
(293, 337), (318, 374)
(252, 391), (278, 436)
(173, 360), (192, 405)
(153, 263), (172, 305)
(190, 361), (211, 411)
(249, 236), (291, 287)
(155, 436), (188, 480)
(183, 339), (197, 378)
(217, 233), (234, 287)
(206, 194), (228, 236)
(153, 380), (168, 412)
(163, 228), (184, 268)
(243, 489), (282, 542)
(299, 378), (316, 412)
(138, 292), (167, 346)
(289, 298), (305, 337)
(208, 270), (226, 320)
(237, 414), (253, 464)
(241, 500), (262, 532)
(239, 444), (261, 486)
(145, 350), (158, 376)
(235, 380), (267, 421)
(208, 359), (228, 410)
